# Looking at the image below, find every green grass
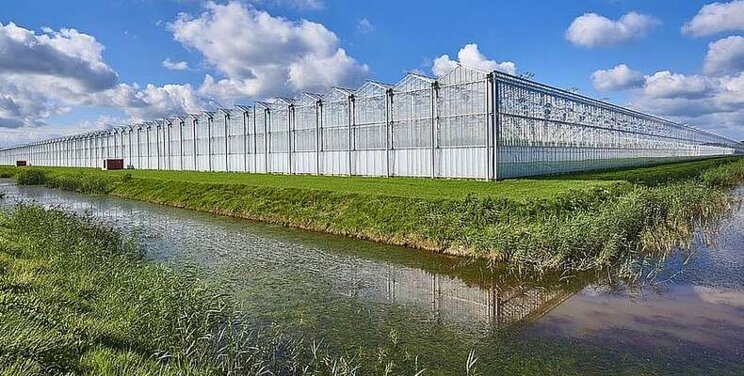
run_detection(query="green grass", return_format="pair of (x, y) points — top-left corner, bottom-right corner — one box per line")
(554, 156), (739, 186)
(0, 204), (372, 375)
(2, 156), (744, 275)
(4, 204), (734, 375)
(8, 166), (623, 202)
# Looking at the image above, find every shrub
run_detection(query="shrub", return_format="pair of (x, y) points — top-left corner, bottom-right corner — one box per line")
(15, 169), (47, 185)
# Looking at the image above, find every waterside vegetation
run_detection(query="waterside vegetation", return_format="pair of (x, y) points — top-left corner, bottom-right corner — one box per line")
(0, 204), (377, 374)
(1, 156), (743, 276)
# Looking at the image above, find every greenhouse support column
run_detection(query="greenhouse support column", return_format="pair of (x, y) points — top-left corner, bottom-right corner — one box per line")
(243, 109), (250, 172)
(128, 129), (132, 168)
(168, 122), (172, 170)
(264, 109), (269, 173)
(168, 121), (173, 170)
(99, 133), (102, 167)
(156, 124), (161, 170)
(348, 95), (354, 176)
(430, 82), (438, 179)
(179, 120), (184, 170)
(147, 126), (152, 170)
(192, 117), (198, 170)
(163, 122), (168, 170)
(386, 89), (394, 178)
(207, 114), (213, 172)
(137, 128), (142, 169)
(252, 108), (257, 173)
(224, 111), (230, 173)
(316, 101), (322, 175)
(489, 73), (500, 181)
(288, 104), (294, 174)
(121, 130), (125, 165)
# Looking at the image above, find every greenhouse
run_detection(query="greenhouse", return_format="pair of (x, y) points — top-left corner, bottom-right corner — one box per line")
(1, 65), (741, 179)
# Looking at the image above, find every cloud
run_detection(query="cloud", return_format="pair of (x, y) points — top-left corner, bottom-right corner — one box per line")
(0, 22), (118, 93)
(642, 71), (714, 99)
(0, 115), (119, 147)
(93, 83), (206, 120)
(432, 43), (516, 76)
(357, 18), (374, 34)
(565, 12), (660, 48)
(682, 0), (744, 37)
(162, 58), (189, 70)
(0, 22), (208, 133)
(591, 64), (645, 91)
(251, 0), (324, 10)
(627, 71), (744, 138)
(168, 1), (368, 98)
(703, 35), (744, 76)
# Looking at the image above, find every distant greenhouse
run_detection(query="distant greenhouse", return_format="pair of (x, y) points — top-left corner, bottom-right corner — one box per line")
(1, 65), (741, 179)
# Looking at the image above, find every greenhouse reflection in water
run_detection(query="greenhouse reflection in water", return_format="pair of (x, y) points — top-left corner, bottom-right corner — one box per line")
(0, 181), (576, 332)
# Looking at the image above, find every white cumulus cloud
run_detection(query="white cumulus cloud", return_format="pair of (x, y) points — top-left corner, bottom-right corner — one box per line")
(642, 71), (714, 99)
(0, 22), (209, 138)
(628, 71), (744, 138)
(162, 58), (189, 71)
(703, 35), (744, 76)
(682, 0), (744, 37)
(168, 1), (368, 99)
(565, 12), (660, 48)
(0, 23), (118, 92)
(591, 64), (645, 91)
(432, 43), (516, 76)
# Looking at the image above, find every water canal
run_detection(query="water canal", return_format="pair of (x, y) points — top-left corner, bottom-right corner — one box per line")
(1, 179), (742, 374)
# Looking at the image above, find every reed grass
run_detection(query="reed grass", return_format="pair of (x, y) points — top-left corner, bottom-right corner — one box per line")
(0, 204), (412, 375)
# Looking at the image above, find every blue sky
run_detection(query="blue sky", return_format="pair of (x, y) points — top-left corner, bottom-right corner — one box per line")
(1, 0), (743, 145)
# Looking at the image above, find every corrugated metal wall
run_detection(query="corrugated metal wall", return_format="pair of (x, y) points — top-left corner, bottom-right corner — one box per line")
(1, 65), (741, 179)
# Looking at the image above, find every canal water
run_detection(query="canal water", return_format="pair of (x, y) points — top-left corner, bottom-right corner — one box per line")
(1, 180), (742, 375)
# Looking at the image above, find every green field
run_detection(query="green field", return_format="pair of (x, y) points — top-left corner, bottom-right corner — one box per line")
(554, 156), (738, 186)
(9, 156), (736, 201)
(12, 167), (625, 202)
(1, 156), (743, 274)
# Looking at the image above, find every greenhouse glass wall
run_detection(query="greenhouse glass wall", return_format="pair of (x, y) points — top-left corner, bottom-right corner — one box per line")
(1, 65), (742, 179)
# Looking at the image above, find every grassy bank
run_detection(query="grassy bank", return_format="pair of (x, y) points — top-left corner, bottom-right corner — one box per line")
(0, 204), (387, 374)
(3, 205), (728, 375)
(1, 156), (743, 275)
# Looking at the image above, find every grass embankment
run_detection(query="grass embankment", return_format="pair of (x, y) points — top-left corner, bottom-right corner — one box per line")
(0, 204), (373, 374)
(0, 204), (708, 376)
(2, 156), (743, 274)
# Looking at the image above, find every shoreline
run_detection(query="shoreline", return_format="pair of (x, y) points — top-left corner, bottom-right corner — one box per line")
(2, 157), (743, 275)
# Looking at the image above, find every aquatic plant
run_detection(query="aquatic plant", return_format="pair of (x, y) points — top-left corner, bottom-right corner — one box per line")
(14, 168), (47, 185)
(0, 204), (374, 374)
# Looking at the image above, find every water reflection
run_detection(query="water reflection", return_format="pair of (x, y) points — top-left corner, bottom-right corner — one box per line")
(532, 285), (744, 356)
(2, 180), (743, 372)
(0, 180), (577, 332)
(529, 192), (744, 358)
(341, 261), (576, 328)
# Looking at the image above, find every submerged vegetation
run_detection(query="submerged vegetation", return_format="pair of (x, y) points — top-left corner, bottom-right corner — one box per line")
(1, 156), (743, 276)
